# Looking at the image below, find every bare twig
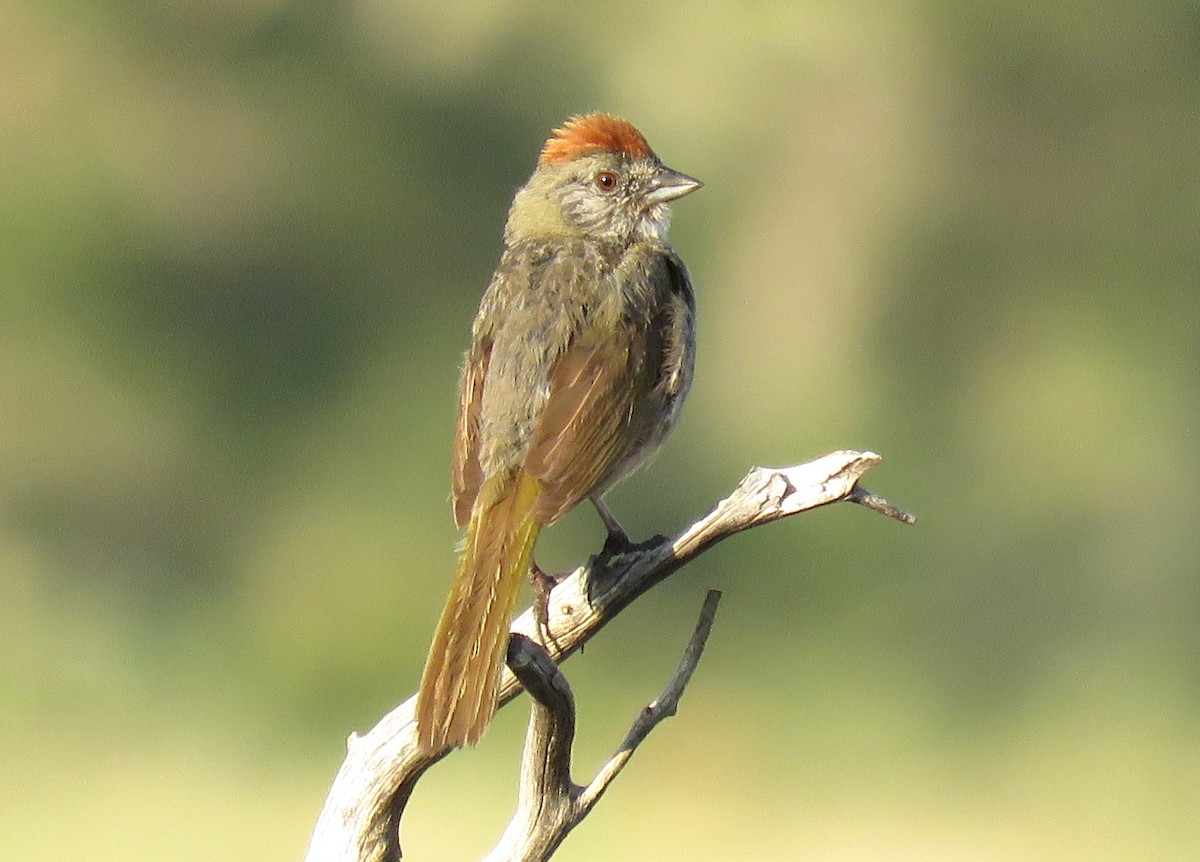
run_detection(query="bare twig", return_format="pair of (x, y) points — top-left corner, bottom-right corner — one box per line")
(848, 485), (917, 524)
(580, 589), (721, 811)
(486, 590), (721, 861)
(304, 450), (913, 862)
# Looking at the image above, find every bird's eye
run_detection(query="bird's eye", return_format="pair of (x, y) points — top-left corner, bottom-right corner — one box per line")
(594, 171), (618, 192)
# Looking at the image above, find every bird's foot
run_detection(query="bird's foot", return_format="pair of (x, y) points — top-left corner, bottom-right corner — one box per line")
(601, 523), (636, 557)
(590, 531), (672, 583)
(529, 563), (565, 656)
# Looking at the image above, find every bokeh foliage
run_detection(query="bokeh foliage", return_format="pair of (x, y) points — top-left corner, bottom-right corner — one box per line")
(3, 1), (1199, 858)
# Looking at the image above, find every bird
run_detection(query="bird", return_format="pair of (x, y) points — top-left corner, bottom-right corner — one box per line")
(415, 113), (701, 752)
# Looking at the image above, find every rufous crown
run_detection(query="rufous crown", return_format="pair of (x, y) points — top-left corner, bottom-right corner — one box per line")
(538, 113), (656, 166)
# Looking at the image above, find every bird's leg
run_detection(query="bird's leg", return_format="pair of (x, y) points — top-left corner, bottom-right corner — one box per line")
(529, 561), (564, 656)
(591, 495), (635, 555)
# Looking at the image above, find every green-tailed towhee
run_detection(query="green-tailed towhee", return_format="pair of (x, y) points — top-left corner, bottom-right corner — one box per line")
(416, 113), (701, 752)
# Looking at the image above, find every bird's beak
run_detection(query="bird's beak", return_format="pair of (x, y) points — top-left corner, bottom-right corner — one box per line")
(646, 168), (703, 204)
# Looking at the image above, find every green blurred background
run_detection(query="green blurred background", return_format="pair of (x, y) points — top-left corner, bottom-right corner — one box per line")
(4, 1), (1199, 859)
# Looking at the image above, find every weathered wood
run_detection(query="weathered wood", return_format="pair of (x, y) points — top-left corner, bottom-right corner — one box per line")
(304, 449), (913, 862)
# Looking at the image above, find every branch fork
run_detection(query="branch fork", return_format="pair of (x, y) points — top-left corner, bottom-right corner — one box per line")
(305, 449), (913, 862)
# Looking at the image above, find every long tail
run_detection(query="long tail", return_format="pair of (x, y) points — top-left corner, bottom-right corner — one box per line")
(416, 469), (542, 751)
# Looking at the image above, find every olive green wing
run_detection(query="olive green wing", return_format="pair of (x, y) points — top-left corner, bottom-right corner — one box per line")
(451, 338), (491, 528)
(523, 252), (694, 525)
(522, 329), (662, 525)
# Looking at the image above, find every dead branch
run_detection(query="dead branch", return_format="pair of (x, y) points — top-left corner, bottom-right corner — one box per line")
(304, 449), (913, 862)
(486, 589), (721, 861)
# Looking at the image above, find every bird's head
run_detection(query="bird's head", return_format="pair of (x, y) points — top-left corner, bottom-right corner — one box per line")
(506, 113), (701, 245)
